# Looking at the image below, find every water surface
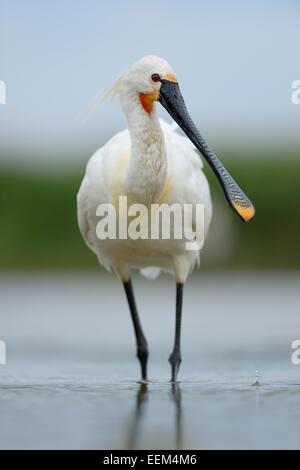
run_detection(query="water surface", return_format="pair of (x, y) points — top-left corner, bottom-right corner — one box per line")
(0, 272), (299, 449)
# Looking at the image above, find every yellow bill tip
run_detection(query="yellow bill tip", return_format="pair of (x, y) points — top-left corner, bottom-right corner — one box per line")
(234, 203), (256, 222)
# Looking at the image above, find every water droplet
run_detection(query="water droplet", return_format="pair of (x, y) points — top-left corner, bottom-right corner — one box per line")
(252, 369), (260, 387)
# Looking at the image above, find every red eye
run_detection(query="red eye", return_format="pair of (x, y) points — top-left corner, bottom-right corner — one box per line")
(151, 73), (161, 82)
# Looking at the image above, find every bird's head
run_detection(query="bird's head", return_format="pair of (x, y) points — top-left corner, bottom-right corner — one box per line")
(107, 55), (255, 223)
(117, 55), (177, 114)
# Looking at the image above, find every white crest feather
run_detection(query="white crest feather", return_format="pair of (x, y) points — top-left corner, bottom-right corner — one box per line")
(80, 73), (124, 123)
(101, 73), (124, 101)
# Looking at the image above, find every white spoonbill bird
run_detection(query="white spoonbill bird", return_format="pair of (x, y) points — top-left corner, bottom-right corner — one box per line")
(77, 55), (255, 382)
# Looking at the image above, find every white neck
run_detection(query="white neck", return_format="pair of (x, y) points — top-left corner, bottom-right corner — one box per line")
(122, 97), (167, 205)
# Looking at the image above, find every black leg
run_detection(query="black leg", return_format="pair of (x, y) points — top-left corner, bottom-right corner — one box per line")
(169, 283), (184, 382)
(123, 279), (149, 381)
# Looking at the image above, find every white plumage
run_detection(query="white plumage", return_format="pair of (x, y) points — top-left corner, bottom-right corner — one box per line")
(78, 110), (212, 282)
(77, 56), (212, 284)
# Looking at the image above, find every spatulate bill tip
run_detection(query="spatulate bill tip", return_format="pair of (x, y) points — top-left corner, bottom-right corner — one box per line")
(233, 202), (256, 222)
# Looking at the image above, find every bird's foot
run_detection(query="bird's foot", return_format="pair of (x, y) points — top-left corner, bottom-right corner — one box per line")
(169, 350), (182, 383)
(137, 346), (149, 382)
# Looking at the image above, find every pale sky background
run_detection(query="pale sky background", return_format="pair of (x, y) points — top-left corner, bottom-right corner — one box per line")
(0, 0), (299, 168)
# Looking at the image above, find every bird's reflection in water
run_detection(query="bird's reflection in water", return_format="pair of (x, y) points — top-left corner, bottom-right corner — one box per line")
(127, 382), (183, 449)
(127, 382), (148, 449)
(170, 383), (183, 449)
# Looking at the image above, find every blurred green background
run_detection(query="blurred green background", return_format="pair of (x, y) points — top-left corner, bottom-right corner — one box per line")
(1, 147), (299, 270)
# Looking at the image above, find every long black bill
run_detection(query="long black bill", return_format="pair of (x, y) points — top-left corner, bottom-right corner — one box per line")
(158, 79), (255, 222)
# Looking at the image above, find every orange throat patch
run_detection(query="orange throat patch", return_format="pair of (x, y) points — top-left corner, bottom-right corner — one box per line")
(139, 90), (158, 113)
